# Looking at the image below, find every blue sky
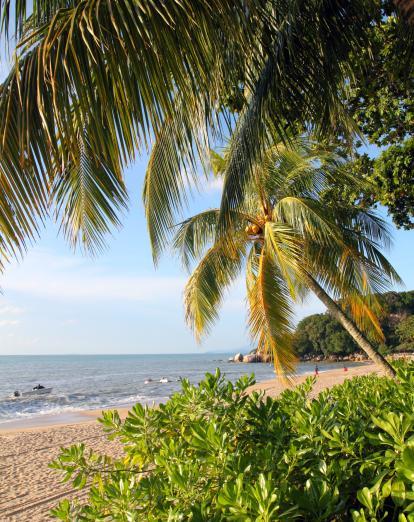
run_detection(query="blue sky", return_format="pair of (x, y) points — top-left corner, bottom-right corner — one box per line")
(0, 148), (412, 355)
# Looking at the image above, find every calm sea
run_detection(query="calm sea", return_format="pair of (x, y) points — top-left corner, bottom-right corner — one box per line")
(0, 354), (352, 425)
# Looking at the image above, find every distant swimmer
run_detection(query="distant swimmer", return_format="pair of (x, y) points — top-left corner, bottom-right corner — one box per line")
(144, 378), (153, 384)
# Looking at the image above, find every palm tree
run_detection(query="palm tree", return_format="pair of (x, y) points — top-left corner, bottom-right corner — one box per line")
(0, 0), (399, 268)
(174, 140), (401, 378)
(395, 0), (414, 24)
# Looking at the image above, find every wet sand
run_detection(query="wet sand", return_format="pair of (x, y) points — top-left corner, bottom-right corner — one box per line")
(0, 363), (384, 521)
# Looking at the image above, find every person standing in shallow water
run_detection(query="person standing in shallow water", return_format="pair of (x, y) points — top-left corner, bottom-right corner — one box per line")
(314, 365), (319, 376)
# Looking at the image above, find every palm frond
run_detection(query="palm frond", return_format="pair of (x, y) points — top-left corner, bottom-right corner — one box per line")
(246, 246), (297, 379)
(52, 128), (128, 255)
(143, 90), (212, 264)
(0, 0), (258, 259)
(184, 239), (245, 342)
(173, 209), (250, 271)
(274, 196), (343, 246)
(218, 0), (374, 228)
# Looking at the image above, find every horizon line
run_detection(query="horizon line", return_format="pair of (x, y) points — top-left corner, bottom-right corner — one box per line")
(0, 351), (241, 357)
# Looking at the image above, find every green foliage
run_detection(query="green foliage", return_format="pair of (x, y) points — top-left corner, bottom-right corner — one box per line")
(323, 7), (414, 230)
(371, 139), (414, 230)
(379, 291), (414, 316)
(348, 10), (414, 148)
(323, 140), (414, 231)
(378, 291), (414, 352)
(51, 364), (414, 520)
(292, 291), (414, 358)
(292, 314), (358, 357)
(396, 317), (414, 352)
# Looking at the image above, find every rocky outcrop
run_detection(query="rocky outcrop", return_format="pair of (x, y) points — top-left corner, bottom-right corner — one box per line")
(229, 351), (376, 363)
(229, 352), (272, 363)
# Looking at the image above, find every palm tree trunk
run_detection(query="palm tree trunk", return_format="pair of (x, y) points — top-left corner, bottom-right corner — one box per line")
(394, 0), (414, 25)
(303, 273), (397, 379)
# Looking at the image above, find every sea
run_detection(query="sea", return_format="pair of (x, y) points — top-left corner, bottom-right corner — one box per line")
(0, 354), (354, 426)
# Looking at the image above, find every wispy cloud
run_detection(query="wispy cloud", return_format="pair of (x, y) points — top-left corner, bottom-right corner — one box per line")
(5, 273), (185, 301)
(0, 305), (24, 315)
(2, 250), (185, 302)
(0, 319), (19, 327)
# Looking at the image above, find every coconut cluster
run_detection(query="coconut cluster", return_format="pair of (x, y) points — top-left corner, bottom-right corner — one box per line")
(245, 223), (261, 235)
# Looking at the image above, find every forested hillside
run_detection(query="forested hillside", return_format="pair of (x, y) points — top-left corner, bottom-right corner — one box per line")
(293, 291), (414, 359)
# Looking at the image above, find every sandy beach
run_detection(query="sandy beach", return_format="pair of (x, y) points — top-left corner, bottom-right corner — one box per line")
(0, 363), (384, 521)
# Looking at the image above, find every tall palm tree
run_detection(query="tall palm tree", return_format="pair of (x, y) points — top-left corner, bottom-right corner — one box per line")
(174, 140), (401, 378)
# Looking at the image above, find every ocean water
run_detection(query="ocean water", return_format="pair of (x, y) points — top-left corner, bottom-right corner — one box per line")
(0, 354), (352, 425)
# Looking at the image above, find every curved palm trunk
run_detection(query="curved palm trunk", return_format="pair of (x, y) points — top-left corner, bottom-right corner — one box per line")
(394, 0), (414, 25)
(303, 273), (397, 379)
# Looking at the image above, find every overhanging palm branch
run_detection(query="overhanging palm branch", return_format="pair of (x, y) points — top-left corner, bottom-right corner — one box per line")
(0, 0), (258, 269)
(217, 0), (378, 230)
(52, 128), (128, 254)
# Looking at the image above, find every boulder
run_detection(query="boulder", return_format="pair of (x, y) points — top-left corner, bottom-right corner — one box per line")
(243, 353), (259, 363)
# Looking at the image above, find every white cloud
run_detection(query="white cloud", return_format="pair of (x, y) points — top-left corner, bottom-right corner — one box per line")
(2, 250), (185, 302)
(0, 319), (19, 327)
(0, 305), (24, 315)
(5, 273), (185, 301)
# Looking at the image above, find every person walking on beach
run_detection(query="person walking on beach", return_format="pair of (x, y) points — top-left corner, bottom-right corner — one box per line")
(314, 365), (319, 376)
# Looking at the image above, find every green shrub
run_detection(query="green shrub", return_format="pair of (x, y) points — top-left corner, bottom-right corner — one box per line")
(395, 317), (414, 353)
(51, 364), (414, 521)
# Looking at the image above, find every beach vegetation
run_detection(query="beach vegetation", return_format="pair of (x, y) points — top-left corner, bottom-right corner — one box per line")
(51, 363), (414, 521)
(173, 140), (400, 377)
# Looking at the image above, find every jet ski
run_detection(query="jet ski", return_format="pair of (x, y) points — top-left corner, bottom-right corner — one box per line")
(159, 377), (169, 383)
(13, 385), (53, 398)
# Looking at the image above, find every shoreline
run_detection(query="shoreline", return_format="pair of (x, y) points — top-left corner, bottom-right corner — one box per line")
(0, 405), (134, 434)
(0, 361), (373, 434)
(0, 363), (385, 522)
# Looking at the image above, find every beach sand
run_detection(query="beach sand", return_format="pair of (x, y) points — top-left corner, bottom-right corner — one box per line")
(0, 363), (384, 521)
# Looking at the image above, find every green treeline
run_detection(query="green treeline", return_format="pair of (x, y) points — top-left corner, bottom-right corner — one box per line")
(293, 291), (414, 358)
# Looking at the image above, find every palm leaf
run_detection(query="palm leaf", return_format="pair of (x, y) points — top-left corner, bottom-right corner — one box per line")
(184, 239), (245, 342)
(246, 246), (297, 378)
(52, 128), (128, 255)
(0, 0), (257, 259)
(218, 0), (375, 229)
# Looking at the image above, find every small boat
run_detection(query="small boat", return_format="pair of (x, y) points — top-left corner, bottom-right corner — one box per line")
(159, 377), (169, 383)
(13, 385), (53, 398)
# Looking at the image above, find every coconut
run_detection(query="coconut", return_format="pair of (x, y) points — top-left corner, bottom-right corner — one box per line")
(251, 224), (260, 234)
